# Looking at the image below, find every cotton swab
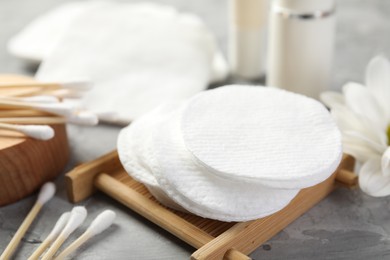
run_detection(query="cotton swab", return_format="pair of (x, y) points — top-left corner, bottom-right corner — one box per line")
(67, 111), (99, 126)
(0, 95), (59, 104)
(0, 116), (96, 126)
(0, 182), (56, 260)
(0, 111), (99, 126)
(0, 123), (55, 140)
(0, 111), (100, 126)
(43, 88), (85, 99)
(55, 210), (116, 260)
(22, 95), (60, 103)
(0, 117), (67, 125)
(0, 100), (76, 117)
(0, 79), (92, 91)
(41, 206), (87, 260)
(28, 212), (71, 260)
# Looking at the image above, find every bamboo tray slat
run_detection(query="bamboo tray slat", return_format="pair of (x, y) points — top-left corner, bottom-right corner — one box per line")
(66, 151), (356, 260)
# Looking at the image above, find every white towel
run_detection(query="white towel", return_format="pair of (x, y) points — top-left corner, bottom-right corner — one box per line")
(34, 2), (228, 120)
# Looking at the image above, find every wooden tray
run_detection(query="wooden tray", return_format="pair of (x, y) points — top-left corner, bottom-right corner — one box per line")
(66, 151), (356, 260)
(0, 75), (69, 206)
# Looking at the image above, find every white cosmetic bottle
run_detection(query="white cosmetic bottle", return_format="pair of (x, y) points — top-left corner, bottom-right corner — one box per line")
(229, 0), (269, 80)
(266, 0), (335, 99)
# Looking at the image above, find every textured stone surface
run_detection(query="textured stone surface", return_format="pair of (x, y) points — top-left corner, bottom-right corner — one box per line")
(1, 0), (390, 259)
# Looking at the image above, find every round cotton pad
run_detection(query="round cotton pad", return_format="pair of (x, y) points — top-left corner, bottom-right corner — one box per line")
(7, 1), (105, 63)
(118, 110), (158, 186)
(118, 103), (187, 211)
(149, 110), (300, 222)
(180, 86), (342, 189)
(118, 102), (185, 185)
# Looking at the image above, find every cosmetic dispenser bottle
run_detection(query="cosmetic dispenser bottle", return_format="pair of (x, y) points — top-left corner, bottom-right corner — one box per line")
(266, 0), (336, 99)
(228, 0), (269, 80)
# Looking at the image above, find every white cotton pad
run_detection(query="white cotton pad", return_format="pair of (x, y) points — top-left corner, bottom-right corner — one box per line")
(118, 103), (184, 186)
(118, 110), (159, 187)
(7, 1), (105, 63)
(180, 86), (342, 189)
(117, 103), (187, 211)
(36, 2), (228, 121)
(9, 1), (228, 83)
(149, 110), (300, 222)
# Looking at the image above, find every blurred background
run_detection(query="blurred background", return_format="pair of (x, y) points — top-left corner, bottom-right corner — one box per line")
(1, 0), (390, 90)
(0, 0), (390, 89)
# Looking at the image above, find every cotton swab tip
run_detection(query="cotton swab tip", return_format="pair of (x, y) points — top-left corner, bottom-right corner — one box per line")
(67, 111), (99, 126)
(61, 206), (87, 237)
(16, 125), (55, 140)
(37, 182), (56, 205)
(47, 212), (71, 240)
(35, 102), (77, 116)
(87, 210), (116, 236)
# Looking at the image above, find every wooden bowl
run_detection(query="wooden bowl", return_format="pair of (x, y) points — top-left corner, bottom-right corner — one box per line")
(0, 75), (69, 206)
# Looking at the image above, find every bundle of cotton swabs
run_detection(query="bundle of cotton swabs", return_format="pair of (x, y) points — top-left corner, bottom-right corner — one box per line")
(0, 182), (116, 260)
(37, 207), (116, 260)
(0, 79), (99, 140)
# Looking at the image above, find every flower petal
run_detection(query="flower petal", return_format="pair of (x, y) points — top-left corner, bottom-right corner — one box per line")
(359, 157), (390, 197)
(343, 82), (387, 130)
(320, 91), (345, 109)
(381, 147), (390, 177)
(343, 141), (378, 162)
(331, 105), (387, 146)
(343, 131), (386, 154)
(365, 56), (390, 121)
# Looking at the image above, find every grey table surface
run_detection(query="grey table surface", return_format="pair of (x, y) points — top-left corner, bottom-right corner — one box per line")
(1, 0), (390, 259)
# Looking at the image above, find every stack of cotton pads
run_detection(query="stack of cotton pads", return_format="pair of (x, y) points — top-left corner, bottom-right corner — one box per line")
(118, 86), (342, 222)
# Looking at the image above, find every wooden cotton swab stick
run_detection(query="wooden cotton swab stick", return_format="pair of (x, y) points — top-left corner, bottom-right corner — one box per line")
(5, 88), (47, 98)
(0, 110), (53, 118)
(28, 212), (71, 260)
(0, 183), (56, 260)
(8, 88), (85, 99)
(41, 206), (87, 260)
(55, 210), (116, 260)
(2, 95), (60, 103)
(0, 79), (92, 91)
(2, 95), (60, 104)
(0, 123), (55, 140)
(0, 117), (66, 124)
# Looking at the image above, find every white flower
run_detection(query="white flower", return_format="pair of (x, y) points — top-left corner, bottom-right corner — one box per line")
(321, 56), (390, 197)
